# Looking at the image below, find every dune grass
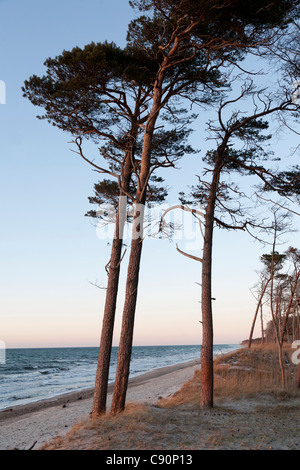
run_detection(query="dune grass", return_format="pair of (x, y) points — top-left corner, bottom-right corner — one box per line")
(162, 343), (299, 409)
(41, 344), (300, 450)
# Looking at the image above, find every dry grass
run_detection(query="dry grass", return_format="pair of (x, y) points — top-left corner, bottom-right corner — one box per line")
(162, 344), (299, 409)
(214, 343), (299, 399)
(40, 403), (195, 450)
(40, 344), (300, 450)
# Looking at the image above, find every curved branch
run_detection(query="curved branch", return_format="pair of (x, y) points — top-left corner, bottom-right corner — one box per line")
(160, 204), (205, 224)
(176, 244), (203, 263)
(71, 137), (119, 178)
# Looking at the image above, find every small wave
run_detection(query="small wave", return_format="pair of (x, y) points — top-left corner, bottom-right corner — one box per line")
(9, 394), (34, 401)
(0, 345), (239, 410)
(39, 367), (70, 375)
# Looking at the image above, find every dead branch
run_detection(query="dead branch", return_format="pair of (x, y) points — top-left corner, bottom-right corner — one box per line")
(255, 193), (300, 217)
(176, 243), (203, 263)
(89, 280), (107, 290)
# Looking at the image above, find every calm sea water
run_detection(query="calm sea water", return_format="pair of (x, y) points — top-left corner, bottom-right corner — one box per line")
(0, 344), (239, 410)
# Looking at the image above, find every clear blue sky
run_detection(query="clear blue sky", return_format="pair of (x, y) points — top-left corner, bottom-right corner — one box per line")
(1, 0), (299, 348)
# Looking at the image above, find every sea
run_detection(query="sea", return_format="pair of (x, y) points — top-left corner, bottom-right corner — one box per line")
(0, 344), (239, 411)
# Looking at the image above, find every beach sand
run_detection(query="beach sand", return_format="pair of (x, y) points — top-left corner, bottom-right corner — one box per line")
(0, 359), (200, 450)
(2, 347), (299, 451)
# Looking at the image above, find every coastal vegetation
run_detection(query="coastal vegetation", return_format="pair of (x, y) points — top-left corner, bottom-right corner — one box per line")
(22, 0), (300, 416)
(40, 344), (300, 450)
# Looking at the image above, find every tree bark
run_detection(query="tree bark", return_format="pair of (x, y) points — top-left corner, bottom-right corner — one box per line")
(92, 146), (134, 417)
(201, 221), (214, 409)
(110, 142), (155, 414)
(110, 67), (166, 414)
(91, 201), (126, 416)
(110, 206), (145, 414)
(200, 148), (224, 409)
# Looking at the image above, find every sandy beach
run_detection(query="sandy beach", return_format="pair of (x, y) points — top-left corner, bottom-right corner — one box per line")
(1, 345), (299, 451)
(0, 359), (200, 450)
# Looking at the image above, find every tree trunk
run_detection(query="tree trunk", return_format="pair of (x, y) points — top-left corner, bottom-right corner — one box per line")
(280, 273), (300, 347)
(91, 200), (126, 416)
(92, 143), (135, 417)
(110, 205), (144, 414)
(200, 149), (224, 409)
(110, 67), (166, 414)
(278, 344), (286, 388)
(260, 303), (265, 344)
(110, 132), (155, 414)
(201, 223), (214, 408)
(277, 273), (299, 389)
(248, 278), (270, 349)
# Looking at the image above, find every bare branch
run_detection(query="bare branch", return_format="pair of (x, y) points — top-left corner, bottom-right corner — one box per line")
(89, 280), (107, 290)
(255, 193), (300, 217)
(116, 248), (127, 269)
(71, 137), (119, 178)
(176, 244), (203, 263)
(160, 204), (205, 226)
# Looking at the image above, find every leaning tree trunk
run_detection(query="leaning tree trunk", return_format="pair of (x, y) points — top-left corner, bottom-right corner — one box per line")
(110, 70), (165, 414)
(92, 145), (135, 417)
(248, 278), (270, 349)
(260, 303), (265, 344)
(92, 200), (126, 416)
(110, 143), (153, 414)
(110, 204), (145, 414)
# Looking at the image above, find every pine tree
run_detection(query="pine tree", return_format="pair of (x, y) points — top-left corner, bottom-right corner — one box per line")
(23, 40), (195, 415)
(23, 0), (299, 413)
(178, 79), (299, 407)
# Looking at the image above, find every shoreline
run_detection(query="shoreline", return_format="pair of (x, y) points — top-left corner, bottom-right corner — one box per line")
(0, 358), (199, 421)
(1, 344), (240, 418)
(0, 358), (200, 450)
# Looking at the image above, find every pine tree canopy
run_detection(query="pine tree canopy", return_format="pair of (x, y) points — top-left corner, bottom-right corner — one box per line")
(127, 0), (299, 55)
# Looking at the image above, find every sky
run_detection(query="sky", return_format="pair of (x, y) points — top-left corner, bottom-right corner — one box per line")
(0, 0), (299, 349)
